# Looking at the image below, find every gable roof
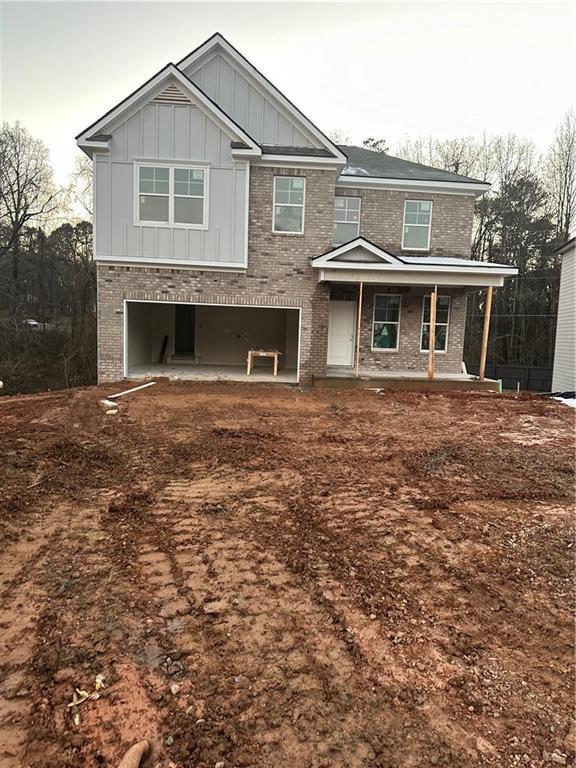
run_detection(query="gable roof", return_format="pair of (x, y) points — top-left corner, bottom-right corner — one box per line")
(177, 33), (347, 163)
(311, 237), (517, 279)
(76, 63), (261, 156)
(311, 238), (403, 266)
(338, 146), (490, 193)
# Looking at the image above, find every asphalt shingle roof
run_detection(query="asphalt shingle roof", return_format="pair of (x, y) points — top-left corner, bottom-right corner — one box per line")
(338, 145), (487, 185)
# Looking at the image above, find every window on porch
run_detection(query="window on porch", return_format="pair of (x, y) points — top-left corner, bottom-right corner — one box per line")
(421, 295), (450, 352)
(372, 294), (401, 350)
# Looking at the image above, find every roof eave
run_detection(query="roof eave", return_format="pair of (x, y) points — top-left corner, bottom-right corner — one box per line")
(337, 174), (491, 197)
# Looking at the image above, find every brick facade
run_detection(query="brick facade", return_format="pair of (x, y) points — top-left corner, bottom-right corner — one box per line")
(330, 284), (467, 374)
(97, 166), (336, 383)
(336, 186), (475, 258)
(97, 166), (474, 384)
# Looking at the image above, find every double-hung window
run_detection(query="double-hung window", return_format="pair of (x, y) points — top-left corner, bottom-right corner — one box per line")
(402, 200), (432, 250)
(273, 177), (305, 233)
(333, 197), (361, 244)
(421, 295), (450, 352)
(136, 164), (208, 228)
(372, 295), (401, 350)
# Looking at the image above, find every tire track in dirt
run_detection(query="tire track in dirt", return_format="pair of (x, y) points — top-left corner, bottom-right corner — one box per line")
(102, 469), (472, 767)
(0, 502), (81, 767)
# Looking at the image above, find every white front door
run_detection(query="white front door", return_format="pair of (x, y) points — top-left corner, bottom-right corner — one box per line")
(327, 301), (356, 367)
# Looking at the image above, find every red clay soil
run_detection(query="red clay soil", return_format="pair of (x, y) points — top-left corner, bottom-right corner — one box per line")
(0, 382), (574, 768)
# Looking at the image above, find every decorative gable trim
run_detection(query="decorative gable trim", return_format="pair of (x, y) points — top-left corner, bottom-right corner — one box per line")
(152, 82), (193, 105)
(311, 238), (403, 267)
(76, 64), (262, 157)
(177, 33), (347, 164)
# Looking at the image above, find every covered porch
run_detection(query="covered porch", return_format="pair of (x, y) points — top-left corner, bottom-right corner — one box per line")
(312, 238), (517, 389)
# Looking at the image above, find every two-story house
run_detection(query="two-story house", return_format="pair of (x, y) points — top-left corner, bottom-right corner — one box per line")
(77, 33), (516, 388)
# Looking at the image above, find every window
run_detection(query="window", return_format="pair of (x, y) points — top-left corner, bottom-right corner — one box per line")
(333, 197), (361, 244)
(372, 295), (401, 350)
(138, 166), (169, 223)
(421, 295), (450, 352)
(402, 200), (432, 250)
(273, 177), (305, 233)
(136, 164), (207, 228)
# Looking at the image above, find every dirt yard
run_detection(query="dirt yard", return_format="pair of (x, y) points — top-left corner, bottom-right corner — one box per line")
(0, 382), (574, 768)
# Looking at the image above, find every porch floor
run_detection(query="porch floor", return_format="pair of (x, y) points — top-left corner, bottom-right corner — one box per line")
(127, 363), (298, 384)
(316, 367), (500, 392)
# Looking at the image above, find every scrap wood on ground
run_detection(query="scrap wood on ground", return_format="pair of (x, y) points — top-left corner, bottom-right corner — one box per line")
(0, 382), (574, 768)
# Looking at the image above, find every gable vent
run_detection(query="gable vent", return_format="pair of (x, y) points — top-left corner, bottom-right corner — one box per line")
(152, 83), (193, 105)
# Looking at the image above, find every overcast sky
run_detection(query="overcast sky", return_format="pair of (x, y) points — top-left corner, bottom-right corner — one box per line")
(1, 1), (573, 184)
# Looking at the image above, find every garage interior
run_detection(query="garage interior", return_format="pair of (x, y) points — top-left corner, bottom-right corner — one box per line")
(125, 302), (300, 383)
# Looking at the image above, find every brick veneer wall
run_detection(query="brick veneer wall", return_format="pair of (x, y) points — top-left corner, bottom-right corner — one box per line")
(97, 166), (336, 383)
(97, 167), (475, 383)
(336, 186), (475, 258)
(330, 284), (468, 374)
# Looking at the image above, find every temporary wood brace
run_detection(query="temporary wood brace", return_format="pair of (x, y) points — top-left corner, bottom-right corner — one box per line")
(479, 285), (494, 381)
(427, 286), (438, 381)
(355, 281), (364, 378)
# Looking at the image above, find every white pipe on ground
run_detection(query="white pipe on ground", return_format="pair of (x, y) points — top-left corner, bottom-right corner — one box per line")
(107, 381), (157, 400)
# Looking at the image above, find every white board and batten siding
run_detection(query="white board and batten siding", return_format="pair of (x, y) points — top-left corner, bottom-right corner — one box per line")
(94, 91), (248, 268)
(182, 51), (316, 148)
(552, 242), (576, 392)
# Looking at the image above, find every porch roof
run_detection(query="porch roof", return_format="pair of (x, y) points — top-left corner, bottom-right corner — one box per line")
(310, 237), (518, 288)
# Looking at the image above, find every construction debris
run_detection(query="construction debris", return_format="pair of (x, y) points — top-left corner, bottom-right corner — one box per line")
(66, 674), (107, 724)
(107, 381), (157, 400)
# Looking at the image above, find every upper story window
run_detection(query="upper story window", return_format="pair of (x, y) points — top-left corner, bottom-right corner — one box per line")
(421, 295), (450, 352)
(136, 164), (208, 229)
(372, 294), (401, 351)
(402, 200), (432, 250)
(273, 176), (305, 234)
(333, 197), (361, 244)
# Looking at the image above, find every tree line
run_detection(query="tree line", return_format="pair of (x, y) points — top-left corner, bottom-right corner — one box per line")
(0, 122), (95, 394)
(1, 115), (574, 395)
(395, 113), (575, 371)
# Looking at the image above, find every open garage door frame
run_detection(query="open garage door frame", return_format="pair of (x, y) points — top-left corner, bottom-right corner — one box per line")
(123, 298), (302, 383)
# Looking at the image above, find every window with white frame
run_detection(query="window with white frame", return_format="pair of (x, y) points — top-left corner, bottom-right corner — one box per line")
(333, 197), (361, 244)
(137, 165), (207, 227)
(273, 176), (305, 233)
(421, 295), (450, 352)
(372, 294), (401, 350)
(402, 200), (432, 250)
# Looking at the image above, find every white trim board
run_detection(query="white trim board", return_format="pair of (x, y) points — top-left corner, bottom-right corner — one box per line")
(95, 255), (248, 270)
(336, 175), (489, 197)
(122, 298), (302, 383)
(318, 267), (514, 288)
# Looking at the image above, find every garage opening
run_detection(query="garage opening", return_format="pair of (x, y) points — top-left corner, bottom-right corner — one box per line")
(125, 301), (300, 383)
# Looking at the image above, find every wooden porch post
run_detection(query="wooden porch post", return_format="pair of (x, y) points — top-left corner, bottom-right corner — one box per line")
(355, 281), (363, 378)
(427, 286), (437, 381)
(479, 285), (494, 381)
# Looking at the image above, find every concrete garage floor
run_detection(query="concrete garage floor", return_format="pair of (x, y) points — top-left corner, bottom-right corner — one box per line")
(127, 363), (298, 384)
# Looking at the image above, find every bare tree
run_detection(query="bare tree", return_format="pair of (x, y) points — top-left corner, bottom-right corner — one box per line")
(542, 110), (576, 239)
(0, 122), (61, 311)
(395, 135), (487, 178)
(327, 128), (352, 145)
(362, 137), (388, 153)
(66, 154), (93, 220)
